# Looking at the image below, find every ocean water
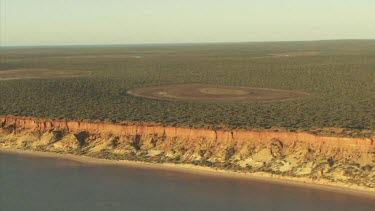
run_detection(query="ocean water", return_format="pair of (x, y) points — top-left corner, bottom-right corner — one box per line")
(0, 152), (374, 211)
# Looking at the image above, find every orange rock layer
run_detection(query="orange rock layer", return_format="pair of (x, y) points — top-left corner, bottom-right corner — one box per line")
(1, 116), (373, 153)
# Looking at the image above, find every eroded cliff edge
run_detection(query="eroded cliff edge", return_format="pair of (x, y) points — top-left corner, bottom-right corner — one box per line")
(1, 116), (374, 191)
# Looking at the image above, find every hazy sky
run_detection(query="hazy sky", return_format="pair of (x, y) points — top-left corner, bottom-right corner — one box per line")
(1, 0), (374, 46)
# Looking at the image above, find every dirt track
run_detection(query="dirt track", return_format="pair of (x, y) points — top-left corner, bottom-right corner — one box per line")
(0, 69), (91, 80)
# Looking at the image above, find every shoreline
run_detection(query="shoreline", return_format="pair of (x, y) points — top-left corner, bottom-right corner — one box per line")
(1, 148), (374, 200)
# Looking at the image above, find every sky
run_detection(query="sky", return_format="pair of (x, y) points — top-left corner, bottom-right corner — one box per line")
(1, 0), (374, 46)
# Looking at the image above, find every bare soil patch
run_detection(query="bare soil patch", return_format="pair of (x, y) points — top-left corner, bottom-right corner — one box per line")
(127, 84), (310, 102)
(0, 69), (91, 81)
(269, 52), (320, 57)
(252, 52), (320, 59)
(48, 55), (141, 59)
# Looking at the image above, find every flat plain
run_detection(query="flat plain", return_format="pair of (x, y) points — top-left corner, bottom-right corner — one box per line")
(1, 40), (374, 136)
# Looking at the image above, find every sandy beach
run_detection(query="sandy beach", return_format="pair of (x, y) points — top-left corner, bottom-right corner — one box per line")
(1, 148), (374, 200)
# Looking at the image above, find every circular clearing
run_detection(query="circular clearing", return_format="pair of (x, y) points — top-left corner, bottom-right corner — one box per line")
(127, 84), (310, 102)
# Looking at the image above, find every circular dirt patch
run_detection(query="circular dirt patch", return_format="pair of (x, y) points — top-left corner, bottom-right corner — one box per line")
(127, 84), (310, 102)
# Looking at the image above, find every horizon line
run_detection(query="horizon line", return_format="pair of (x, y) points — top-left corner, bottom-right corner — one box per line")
(1, 38), (374, 49)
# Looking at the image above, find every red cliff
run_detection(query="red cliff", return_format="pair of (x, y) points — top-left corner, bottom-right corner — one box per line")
(0, 116), (373, 152)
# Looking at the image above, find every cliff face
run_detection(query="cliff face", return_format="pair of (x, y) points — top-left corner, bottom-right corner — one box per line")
(1, 116), (374, 190)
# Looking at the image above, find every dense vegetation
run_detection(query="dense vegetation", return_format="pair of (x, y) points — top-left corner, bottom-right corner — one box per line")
(1, 40), (375, 135)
